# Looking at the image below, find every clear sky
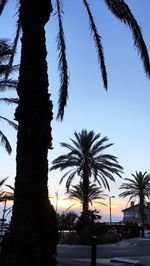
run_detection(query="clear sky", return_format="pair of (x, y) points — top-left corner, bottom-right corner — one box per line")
(0, 1), (150, 222)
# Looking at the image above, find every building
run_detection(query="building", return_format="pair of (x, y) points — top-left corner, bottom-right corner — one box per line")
(122, 201), (150, 224)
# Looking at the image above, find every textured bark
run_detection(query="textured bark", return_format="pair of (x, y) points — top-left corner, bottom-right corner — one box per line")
(0, 1), (58, 265)
(140, 194), (145, 237)
(82, 169), (90, 223)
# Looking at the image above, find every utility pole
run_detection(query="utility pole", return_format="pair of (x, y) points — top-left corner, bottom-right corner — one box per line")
(109, 196), (115, 224)
(55, 191), (58, 213)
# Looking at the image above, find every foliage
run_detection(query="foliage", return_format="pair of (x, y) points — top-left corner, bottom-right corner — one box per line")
(0, 0), (150, 264)
(50, 129), (123, 191)
(58, 221), (119, 245)
(57, 211), (78, 232)
(66, 181), (107, 211)
(76, 223), (107, 245)
(76, 209), (102, 229)
(0, 38), (18, 154)
(97, 231), (119, 244)
(59, 231), (81, 244)
(1, 1), (150, 120)
(119, 171), (150, 237)
(119, 171), (150, 204)
(0, 178), (8, 197)
(51, 129), (123, 223)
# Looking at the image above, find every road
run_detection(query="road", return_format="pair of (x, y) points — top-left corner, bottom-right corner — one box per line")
(57, 238), (150, 266)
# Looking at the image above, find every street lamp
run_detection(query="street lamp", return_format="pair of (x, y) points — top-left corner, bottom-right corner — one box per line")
(55, 191), (59, 213)
(109, 196), (115, 224)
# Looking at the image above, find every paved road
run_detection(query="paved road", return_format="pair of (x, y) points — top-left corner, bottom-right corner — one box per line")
(57, 238), (150, 266)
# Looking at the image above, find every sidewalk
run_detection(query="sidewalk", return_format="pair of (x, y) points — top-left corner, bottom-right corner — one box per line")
(77, 256), (150, 266)
(97, 238), (150, 266)
(138, 256), (150, 266)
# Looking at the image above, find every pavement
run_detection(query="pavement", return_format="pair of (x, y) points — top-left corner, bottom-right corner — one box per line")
(95, 238), (150, 266)
(91, 256), (150, 266)
(76, 258), (150, 266)
(69, 238), (150, 266)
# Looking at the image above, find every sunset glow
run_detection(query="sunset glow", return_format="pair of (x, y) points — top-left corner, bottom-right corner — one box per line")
(49, 194), (127, 222)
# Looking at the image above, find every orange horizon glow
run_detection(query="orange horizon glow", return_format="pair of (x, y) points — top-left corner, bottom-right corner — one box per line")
(49, 195), (127, 220)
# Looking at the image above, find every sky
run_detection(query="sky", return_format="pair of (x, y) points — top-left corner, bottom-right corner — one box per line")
(0, 1), (150, 223)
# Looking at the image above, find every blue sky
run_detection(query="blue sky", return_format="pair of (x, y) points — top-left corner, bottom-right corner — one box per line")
(0, 1), (150, 222)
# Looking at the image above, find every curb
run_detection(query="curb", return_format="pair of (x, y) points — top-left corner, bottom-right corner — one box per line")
(111, 257), (143, 266)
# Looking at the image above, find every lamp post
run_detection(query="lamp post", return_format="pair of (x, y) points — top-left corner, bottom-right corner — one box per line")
(109, 196), (115, 224)
(55, 191), (59, 214)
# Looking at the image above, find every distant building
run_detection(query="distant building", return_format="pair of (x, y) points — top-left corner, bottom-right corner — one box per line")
(122, 201), (150, 224)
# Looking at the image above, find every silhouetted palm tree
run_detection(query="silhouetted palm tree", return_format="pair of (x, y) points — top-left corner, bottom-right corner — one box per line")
(0, 38), (18, 154)
(119, 171), (150, 236)
(50, 129), (123, 219)
(0, 1), (150, 265)
(66, 181), (107, 213)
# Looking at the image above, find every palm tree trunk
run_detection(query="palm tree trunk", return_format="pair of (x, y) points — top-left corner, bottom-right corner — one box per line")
(140, 195), (145, 238)
(0, 1), (58, 266)
(82, 171), (90, 223)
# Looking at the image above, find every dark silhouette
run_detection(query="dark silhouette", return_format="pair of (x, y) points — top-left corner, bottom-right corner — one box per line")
(65, 181), (107, 212)
(0, 1), (150, 265)
(50, 129), (123, 222)
(119, 171), (150, 237)
(0, 38), (18, 154)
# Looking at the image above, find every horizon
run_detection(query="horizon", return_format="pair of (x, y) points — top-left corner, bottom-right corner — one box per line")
(0, 1), (150, 224)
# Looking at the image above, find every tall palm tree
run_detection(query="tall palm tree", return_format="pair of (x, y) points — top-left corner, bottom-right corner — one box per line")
(0, 38), (18, 154)
(0, 1), (150, 265)
(50, 129), (123, 219)
(119, 171), (150, 236)
(65, 181), (107, 213)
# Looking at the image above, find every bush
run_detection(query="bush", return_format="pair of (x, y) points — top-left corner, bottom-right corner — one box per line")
(59, 231), (80, 244)
(98, 232), (119, 244)
(58, 224), (119, 245)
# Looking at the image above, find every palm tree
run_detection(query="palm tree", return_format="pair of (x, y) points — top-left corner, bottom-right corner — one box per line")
(0, 1), (150, 265)
(119, 171), (150, 237)
(0, 38), (18, 154)
(50, 129), (123, 220)
(65, 181), (107, 213)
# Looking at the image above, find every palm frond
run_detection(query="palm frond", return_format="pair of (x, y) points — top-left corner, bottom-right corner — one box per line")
(104, 0), (150, 77)
(0, 97), (18, 104)
(0, 115), (18, 130)
(0, 38), (12, 62)
(83, 0), (107, 89)
(51, 129), (123, 192)
(0, 130), (12, 154)
(65, 203), (77, 212)
(119, 171), (150, 209)
(0, 177), (8, 187)
(5, 19), (21, 81)
(0, 80), (17, 90)
(6, 184), (14, 191)
(0, 0), (8, 14)
(56, 0), (69, 121)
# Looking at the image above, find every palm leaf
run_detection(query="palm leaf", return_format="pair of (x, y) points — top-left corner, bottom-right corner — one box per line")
(0, 115), (18, 130)
(0, 0), (8, 14)
(0, 177), (8, 187)
(0, 80), (17, 90)
(83, 0), (107, 89)
(5, 19), (21, 81)
(0, 97), (18, 104)
(56, 0), (69, 121)
(0, 130), (12, 154)
(104, 0), (150, 77)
